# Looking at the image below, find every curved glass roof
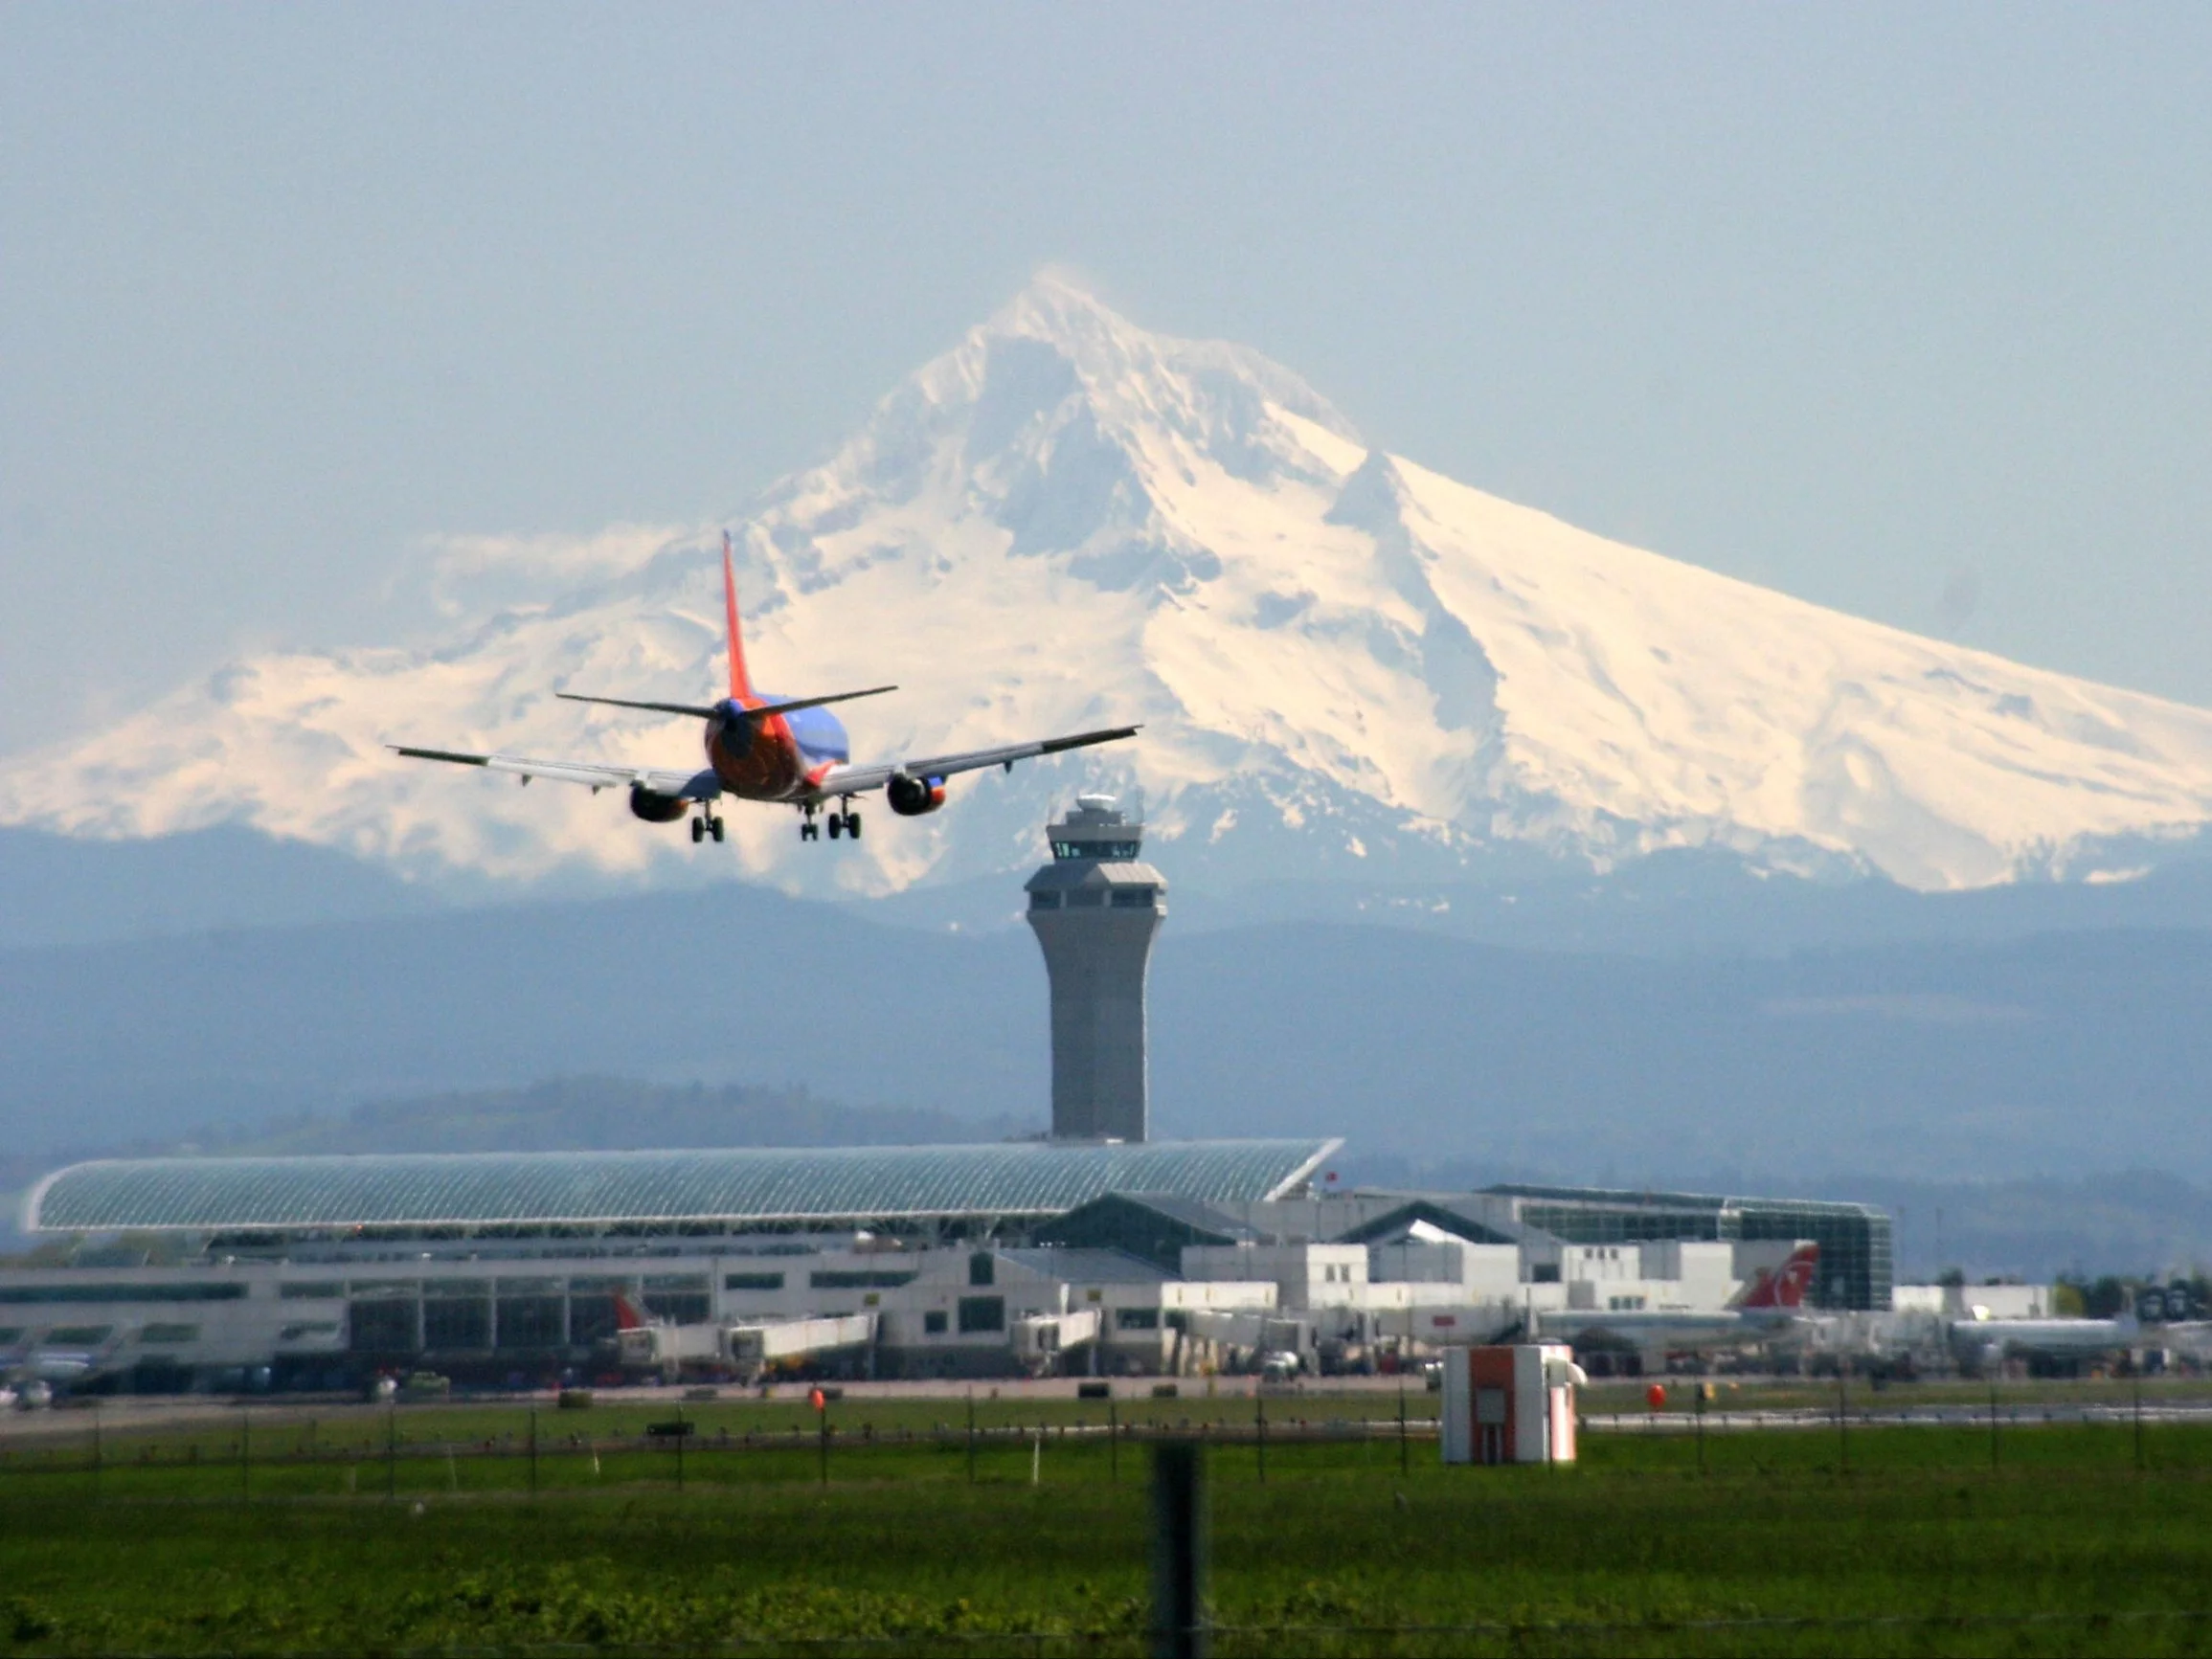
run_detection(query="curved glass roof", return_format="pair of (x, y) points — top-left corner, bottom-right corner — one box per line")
(25, 1139), (1340, 1234)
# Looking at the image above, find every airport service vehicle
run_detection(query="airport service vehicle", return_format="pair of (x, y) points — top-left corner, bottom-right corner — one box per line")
(1536, 1244), (1820, 1361)
(395, 534), (1140, 844)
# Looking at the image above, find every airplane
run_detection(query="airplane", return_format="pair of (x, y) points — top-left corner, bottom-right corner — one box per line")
(1944, 1309), (2143, 1375)
(1536, 1244), (1820, 1360)
(393, 533), (1140, 844)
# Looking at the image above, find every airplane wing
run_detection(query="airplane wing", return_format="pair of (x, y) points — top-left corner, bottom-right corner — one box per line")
(817, 724), (1140, 796)
(390, 746), (720, 798)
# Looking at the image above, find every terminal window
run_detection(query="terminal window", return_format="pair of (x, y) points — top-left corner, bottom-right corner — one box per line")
(924, 1311), (948, 1334)
(1116, 1308), (1160, 1331)
(496, 1296), (564, 1349)
(725, 1272), (785, 1292)
(810, 1269), (917, 1290)
(644, 1292), (711, 1325)
(423, 1297), (491, 1351)
(957, 1295), (1004, 1334)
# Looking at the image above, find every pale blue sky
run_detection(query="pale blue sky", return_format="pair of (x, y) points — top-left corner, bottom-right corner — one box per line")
(5, 5), (2209, 755)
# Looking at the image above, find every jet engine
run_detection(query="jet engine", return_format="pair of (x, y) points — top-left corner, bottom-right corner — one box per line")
(887, 773), (947, 817)
(628, 783), (691, 823)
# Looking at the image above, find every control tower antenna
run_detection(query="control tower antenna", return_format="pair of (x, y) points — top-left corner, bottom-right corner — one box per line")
(1024, 794), (1166, 1142)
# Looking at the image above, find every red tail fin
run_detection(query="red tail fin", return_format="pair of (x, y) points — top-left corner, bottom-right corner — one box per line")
(722, 531), (754, 700)
(1738, 1244), (1819, 1310)
(613, 1291), (645, 1332)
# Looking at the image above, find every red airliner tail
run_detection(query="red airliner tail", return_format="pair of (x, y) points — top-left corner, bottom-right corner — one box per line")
(1736, 1244), (1819, 1310)
(722, 530), (755, 700)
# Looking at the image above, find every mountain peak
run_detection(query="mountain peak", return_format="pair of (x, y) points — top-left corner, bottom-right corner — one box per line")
(5, 283), (2211, 896)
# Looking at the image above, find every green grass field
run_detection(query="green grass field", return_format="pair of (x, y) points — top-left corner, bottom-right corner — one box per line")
(2, 1392), (2209, 1655)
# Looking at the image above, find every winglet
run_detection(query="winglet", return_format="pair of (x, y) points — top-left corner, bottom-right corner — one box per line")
(722, 530), (754, 700)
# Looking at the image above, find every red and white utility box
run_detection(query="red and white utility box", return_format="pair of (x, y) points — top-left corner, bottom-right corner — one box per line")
(1440, 1342), (1585, 1465)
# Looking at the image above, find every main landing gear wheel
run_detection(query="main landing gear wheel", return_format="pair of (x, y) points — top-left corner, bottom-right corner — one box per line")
(710, 816), (725, 843)
(690, 818), (705, 844)
(826, 814), (843, 841)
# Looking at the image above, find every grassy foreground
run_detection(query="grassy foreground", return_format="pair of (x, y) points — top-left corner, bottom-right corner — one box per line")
(1, 1405), (2209, 1655)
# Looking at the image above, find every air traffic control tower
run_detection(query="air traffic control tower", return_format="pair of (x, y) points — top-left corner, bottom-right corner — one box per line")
(1025, 795), (1166, 1142)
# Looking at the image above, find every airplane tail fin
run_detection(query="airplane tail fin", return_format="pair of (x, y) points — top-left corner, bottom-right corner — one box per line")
(1736, 1244), (1820, 1311)
(722, 531), (755, 700)
(613, 1291), (646, 1332)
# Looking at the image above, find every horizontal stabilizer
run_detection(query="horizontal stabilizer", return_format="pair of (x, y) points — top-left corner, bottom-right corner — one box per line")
(557, 686), (896, 722)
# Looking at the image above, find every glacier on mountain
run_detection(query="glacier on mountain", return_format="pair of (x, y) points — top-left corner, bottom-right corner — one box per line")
(7, 272), (2212, 896)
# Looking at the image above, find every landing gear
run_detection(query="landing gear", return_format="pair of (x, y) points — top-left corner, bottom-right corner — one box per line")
(801, 801), (861, 843)
(709, 816), (725, 843)
(691, 814), (726, 845)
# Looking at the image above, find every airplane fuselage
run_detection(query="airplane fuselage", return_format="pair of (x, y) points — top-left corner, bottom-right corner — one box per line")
(707, 696), (851, 802)
(1538, 1308), (1799, 1357)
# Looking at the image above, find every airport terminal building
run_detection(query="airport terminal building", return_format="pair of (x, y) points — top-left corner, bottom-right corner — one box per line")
(4, 1143), (1891, 1389)
(2, 799), (1895, 1391)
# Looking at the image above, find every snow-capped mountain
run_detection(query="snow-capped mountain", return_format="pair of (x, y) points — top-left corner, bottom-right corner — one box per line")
(10, 273), (2212, 896)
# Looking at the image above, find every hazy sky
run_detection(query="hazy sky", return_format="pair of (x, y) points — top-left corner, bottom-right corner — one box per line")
(5, 5), (2209, 757)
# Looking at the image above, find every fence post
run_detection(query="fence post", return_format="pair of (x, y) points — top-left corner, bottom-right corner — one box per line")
(2133, 1369), (2145, 1473)
(1836, 1366), (1848, 1471)
(241, 1407), (252, 1505)
(966, 1390), (977, 1484)
(1110, 1398), (1119, 1483)
(1397, 1381), (1409, 1475)
(1989, 1378), (2000, 1471)
(90, 1400), (102, 1501)
(386, 1401), (397, 1500)
(676, 1406), (686, 1492)
(1254, 1386), (1265, 1484)
(1695, 1382), (1706, 1475)
(530, 1406), (539, 1496)
(1150, 1441), (1208, 1659)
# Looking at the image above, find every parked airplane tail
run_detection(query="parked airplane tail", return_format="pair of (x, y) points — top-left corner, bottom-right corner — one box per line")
(1735, 1244), (1820, 1311)
(613, 1291), (646, 1333)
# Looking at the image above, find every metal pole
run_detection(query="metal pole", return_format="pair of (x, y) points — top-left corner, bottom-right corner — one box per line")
(530, 1406), (538, 1496)
(91, 1400), (102, 1500)
(1695, 1383), (1706, 1475)
(676, 1407), (686, 1492)
(1254, 1386), (1265, 1484)
(1150, 1441), (1208, 1659)
(1989, 1378), (2000, 1471)
(819, 1400), (829, 1488)
(966, 1390), (976, 1484)
(2133, 1368), (2145, 1473)
(387, 1401), (397, 1500)
(241, 1408), (251, 1505)
(1397, 1380), (1409, 1475)
(1836, 1365), (1848, 1471)
(1110, 1398), (1119, 1483)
